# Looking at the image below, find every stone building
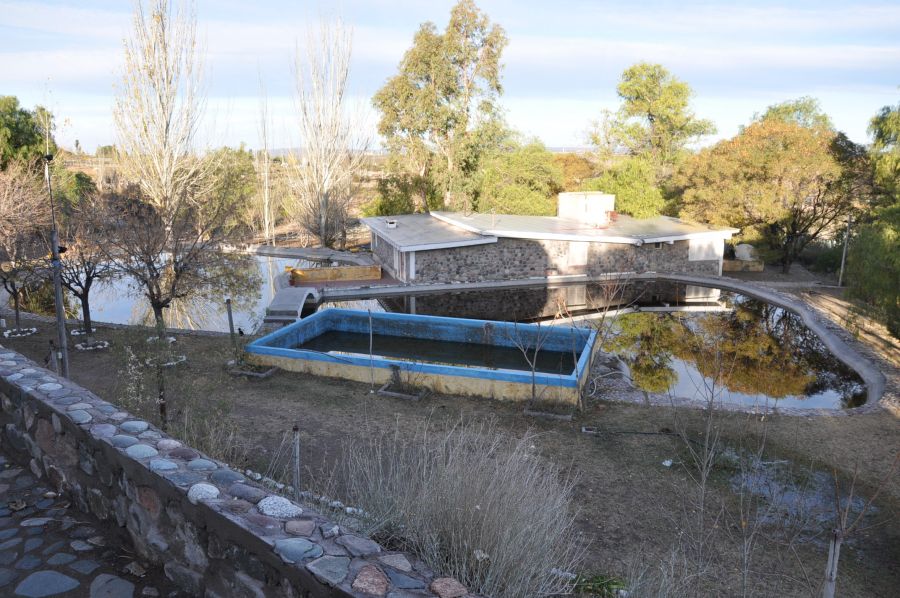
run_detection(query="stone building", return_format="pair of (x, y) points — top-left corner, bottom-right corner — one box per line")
(362, 192), (738, 285)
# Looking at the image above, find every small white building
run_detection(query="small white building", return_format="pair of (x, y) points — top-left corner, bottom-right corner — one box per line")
(362, 192), (737, 284)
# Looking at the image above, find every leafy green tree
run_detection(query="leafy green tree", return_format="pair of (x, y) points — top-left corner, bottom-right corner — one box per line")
(208, 145), (257, 231)
(552, 152), (596, 191)
(373, 0), (507, 212)
(847, 101), (900, 336)
(754, 96), (833, 129)
(676, 118), (865, 272)
(868, 101), (900, 199)
(581, 156), (665, 218)
(591, 63), (714, 169)
(363, 173), (442, 216)
(0, 96), (56, 168)
(475, 140), (563, 215)
(52, 163), (97, 213)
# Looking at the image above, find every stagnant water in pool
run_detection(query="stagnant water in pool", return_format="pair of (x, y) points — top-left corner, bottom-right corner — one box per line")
(297, 330), (577, 374)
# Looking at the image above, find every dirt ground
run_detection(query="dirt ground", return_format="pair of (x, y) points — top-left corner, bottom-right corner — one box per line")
(3, 317), (899, 597)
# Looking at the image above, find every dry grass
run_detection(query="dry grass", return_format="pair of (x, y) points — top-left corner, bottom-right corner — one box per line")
(336, 419), (585, 598)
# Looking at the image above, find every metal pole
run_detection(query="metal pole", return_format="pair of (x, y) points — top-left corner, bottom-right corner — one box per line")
(292, 424), (301, 501)
(838, 216), (851, 287)
(368, 309), (374, 392)
(44, 154), (69, 379)
(225, 298), (239, 363)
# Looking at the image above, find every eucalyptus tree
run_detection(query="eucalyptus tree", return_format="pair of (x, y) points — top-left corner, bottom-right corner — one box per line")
(591, 63), (715, 169)
(373, 0), (508, 212)
(847, 101), (900, 336)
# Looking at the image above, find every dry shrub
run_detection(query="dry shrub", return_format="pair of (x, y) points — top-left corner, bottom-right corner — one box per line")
(338, 419), (584, 598)
(113, 340), (249, 467)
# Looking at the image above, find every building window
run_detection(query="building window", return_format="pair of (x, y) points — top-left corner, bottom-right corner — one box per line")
(654, 242), (663, 249)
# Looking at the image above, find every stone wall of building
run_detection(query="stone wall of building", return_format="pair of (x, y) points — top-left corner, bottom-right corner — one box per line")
(0, 347), (470, 598)
(370, 233), (399, 279)
(412, 238), (720, 283)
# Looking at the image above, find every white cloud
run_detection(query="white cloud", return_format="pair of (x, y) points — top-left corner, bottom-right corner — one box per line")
(506, 36), (900, 72)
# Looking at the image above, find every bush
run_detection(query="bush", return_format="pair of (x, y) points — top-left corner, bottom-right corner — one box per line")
(799, 241), (843, 274)
(337, 420), (584, 598)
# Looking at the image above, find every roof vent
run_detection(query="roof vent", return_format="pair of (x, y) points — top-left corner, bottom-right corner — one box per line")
(386, 219), (398, 229)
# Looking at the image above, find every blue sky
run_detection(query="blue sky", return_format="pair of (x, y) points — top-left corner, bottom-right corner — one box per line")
(2, 0), (898, 153)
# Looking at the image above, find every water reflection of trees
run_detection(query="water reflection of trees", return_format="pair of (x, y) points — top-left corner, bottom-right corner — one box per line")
(605, 299), (865, 406)
(128, 253), (262, 331)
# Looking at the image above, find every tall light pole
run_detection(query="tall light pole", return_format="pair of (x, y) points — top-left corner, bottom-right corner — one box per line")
(43, 153), (70, 378)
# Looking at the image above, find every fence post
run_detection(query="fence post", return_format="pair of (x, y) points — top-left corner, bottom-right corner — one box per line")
(292, 424), (301, 501)
(226, 298), (239, 363)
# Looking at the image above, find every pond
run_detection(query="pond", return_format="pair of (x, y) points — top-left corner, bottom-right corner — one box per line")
(65, 255), (381, 334)
(603, 293), (867, 410)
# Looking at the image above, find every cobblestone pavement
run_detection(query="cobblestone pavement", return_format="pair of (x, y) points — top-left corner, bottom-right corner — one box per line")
(0, 452), (179, 597)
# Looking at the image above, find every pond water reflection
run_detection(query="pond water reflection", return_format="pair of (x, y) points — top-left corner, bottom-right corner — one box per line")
(604, 294), (867, 410)
(75, 255), (288, 333)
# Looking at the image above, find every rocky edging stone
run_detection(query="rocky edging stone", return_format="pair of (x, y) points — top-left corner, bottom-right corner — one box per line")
(0, 346), (475, 598)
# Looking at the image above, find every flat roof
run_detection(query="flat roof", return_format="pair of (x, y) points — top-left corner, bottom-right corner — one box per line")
(431, 212), (738, 245)
(362, 214), (497, 252)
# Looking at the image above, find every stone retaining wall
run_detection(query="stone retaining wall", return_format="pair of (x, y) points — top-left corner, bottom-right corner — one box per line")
(0, 347), (472, 598)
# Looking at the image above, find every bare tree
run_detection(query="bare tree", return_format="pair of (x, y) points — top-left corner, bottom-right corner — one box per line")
(110, 0), (238, 337)
(55, 195), (117, 343)
(255, 74), (276, 245)
(0, 163), (50, 331)
(821, 453), (899, 598)
(288, 19), (368, 248)
(114, 0), (209, 217)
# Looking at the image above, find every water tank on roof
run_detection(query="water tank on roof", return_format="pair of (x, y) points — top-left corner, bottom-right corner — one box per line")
(557, 192), (616, 227)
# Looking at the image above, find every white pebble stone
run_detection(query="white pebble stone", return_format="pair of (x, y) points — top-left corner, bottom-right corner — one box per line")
(187, 483), (219, 505)
(157, 439), (182, 451)
(257, 496), (303, 518)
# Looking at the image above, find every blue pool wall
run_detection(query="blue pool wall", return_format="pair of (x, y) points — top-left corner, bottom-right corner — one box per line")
(245, 308), (597, 391)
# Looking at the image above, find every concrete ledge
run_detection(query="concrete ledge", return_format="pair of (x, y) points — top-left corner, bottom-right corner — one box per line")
(0, 346), (467, 597)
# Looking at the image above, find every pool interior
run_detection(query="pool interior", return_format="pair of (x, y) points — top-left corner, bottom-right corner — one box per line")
(298, 330), (578, 374)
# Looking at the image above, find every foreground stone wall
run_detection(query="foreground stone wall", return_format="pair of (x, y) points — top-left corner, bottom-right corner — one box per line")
(0, 347), (471, 598)
(413, 238), (720, 283)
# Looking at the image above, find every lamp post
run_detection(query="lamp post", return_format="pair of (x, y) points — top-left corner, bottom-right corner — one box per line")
(43, 153), (70, 378)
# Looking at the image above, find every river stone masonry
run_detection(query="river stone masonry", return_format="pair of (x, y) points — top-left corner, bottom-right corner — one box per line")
(0, 346), (474, 597)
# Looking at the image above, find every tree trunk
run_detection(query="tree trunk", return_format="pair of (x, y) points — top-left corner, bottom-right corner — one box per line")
(822, 529), (842, 598)
(319, 190), (329, 248)
(152, 303), (166, 340)
(781, 257), (793, 274)
(156, 362), (167, 430)
(150, 302), (168, 430)
(12, 289), (21, 330)
(81, 293), (94, 340)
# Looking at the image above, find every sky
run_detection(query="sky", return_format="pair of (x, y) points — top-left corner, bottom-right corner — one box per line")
(2, 0), (898, 153)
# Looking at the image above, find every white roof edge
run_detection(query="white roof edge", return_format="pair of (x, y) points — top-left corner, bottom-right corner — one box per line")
(429, 211), (484, 234)
(433, 212), (737, 244)
(400, 237), (498, 252)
